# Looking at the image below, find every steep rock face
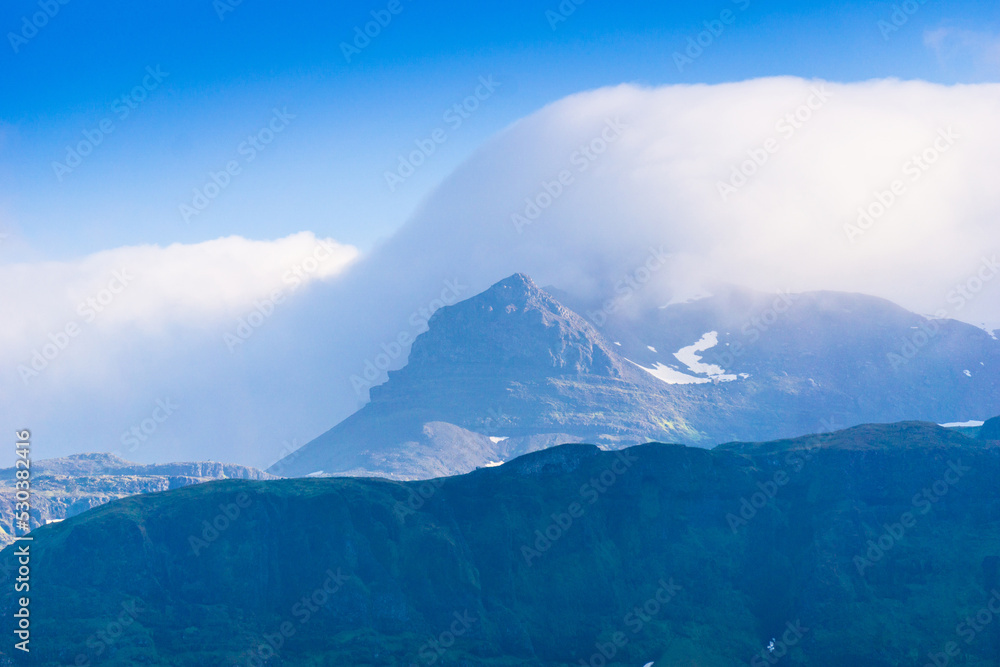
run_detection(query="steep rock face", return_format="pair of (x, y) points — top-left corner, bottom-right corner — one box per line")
(387, 273), (631, 381)
(0, 454), (272, 545)
(275, 274), (700, 479)
(368, 272), (680, 440)
(15, 452), (274, 480)
(273, 276), (1000, 480)
(558, 285), (1000, 430)
(6, 423), (1000, 666)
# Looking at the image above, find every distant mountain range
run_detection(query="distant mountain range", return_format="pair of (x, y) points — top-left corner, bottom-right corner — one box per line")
(272, 273), (1000, 479)
(0, 453), (271, 545)
(6, 420), (999, 666)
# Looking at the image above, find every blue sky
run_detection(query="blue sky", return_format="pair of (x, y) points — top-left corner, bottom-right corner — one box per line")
(3, 0), (1000, 465)
(1, 0), (998, 261)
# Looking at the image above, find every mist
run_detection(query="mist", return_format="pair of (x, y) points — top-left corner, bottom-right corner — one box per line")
(3, 76), (999, 467)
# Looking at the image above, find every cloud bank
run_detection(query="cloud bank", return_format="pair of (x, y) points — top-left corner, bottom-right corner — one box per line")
(1, 232), (357, 466)
(5, 77), (1000, 467)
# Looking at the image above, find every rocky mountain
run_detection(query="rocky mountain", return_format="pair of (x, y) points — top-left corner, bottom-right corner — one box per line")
(5, 421), (999, 666)
(275, 273), (709, 478)
(557, 284), (1000, 432)
(0, 453), (272, 545)
(272, 274), (1000, 479)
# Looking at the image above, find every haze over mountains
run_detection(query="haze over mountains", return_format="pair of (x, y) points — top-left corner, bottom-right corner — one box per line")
(0, 454), (271, 546)
(8, 80), (1000, 468)
(273, 273), (1000, 479)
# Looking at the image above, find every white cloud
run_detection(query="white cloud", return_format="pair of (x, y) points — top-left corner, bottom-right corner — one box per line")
(0, 232), (357, 467)
(0, 232), (357, 345)
(924, 27), (1000, 74)
(374, 77), (1000, 331)
(7, 77), (1000, 467)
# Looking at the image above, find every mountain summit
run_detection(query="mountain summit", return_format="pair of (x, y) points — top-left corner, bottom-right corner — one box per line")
(391, 273), (628, 380)
(271, 274), (1000, 479)
(273, 274), (698, 479)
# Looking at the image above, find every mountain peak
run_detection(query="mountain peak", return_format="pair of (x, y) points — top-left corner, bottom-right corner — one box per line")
(495, 272), (535, 289)
(396, 272), (625, 379)
(437, 272), (564, 318)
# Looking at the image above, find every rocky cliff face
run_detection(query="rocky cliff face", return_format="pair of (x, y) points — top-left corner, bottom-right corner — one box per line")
(273, 274), (708, 479)
(6, 422), (1000, 666)
(391, 272), (633, 380)
(0, 453), (272, 545)
(273, 274), (1000, 480)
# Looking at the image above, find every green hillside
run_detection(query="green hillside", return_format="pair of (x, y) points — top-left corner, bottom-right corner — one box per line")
(2, 422), (999, 666)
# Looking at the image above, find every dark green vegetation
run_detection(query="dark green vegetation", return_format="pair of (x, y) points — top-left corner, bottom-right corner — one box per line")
(3, 421), (1000, 665)
(980, 416), (1000, 441)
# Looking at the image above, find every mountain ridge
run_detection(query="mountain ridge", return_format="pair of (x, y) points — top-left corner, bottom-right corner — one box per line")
(0, 453), (272, 545)
(7, 420), (1000, 666)
(271, 274), (1000, 479)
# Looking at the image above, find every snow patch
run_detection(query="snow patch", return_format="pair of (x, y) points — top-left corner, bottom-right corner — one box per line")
(627, 332), (743, 385)
(306, 470), (325, 477)
(488, 436), (508, 443)
(483, 460), (505, 467)
(963, 369), (972, 377)
(939, 420), (984, 428)
(673, 332), (738, 382)
(647, 345), (657, 353)
(626, 359), (709, 385)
